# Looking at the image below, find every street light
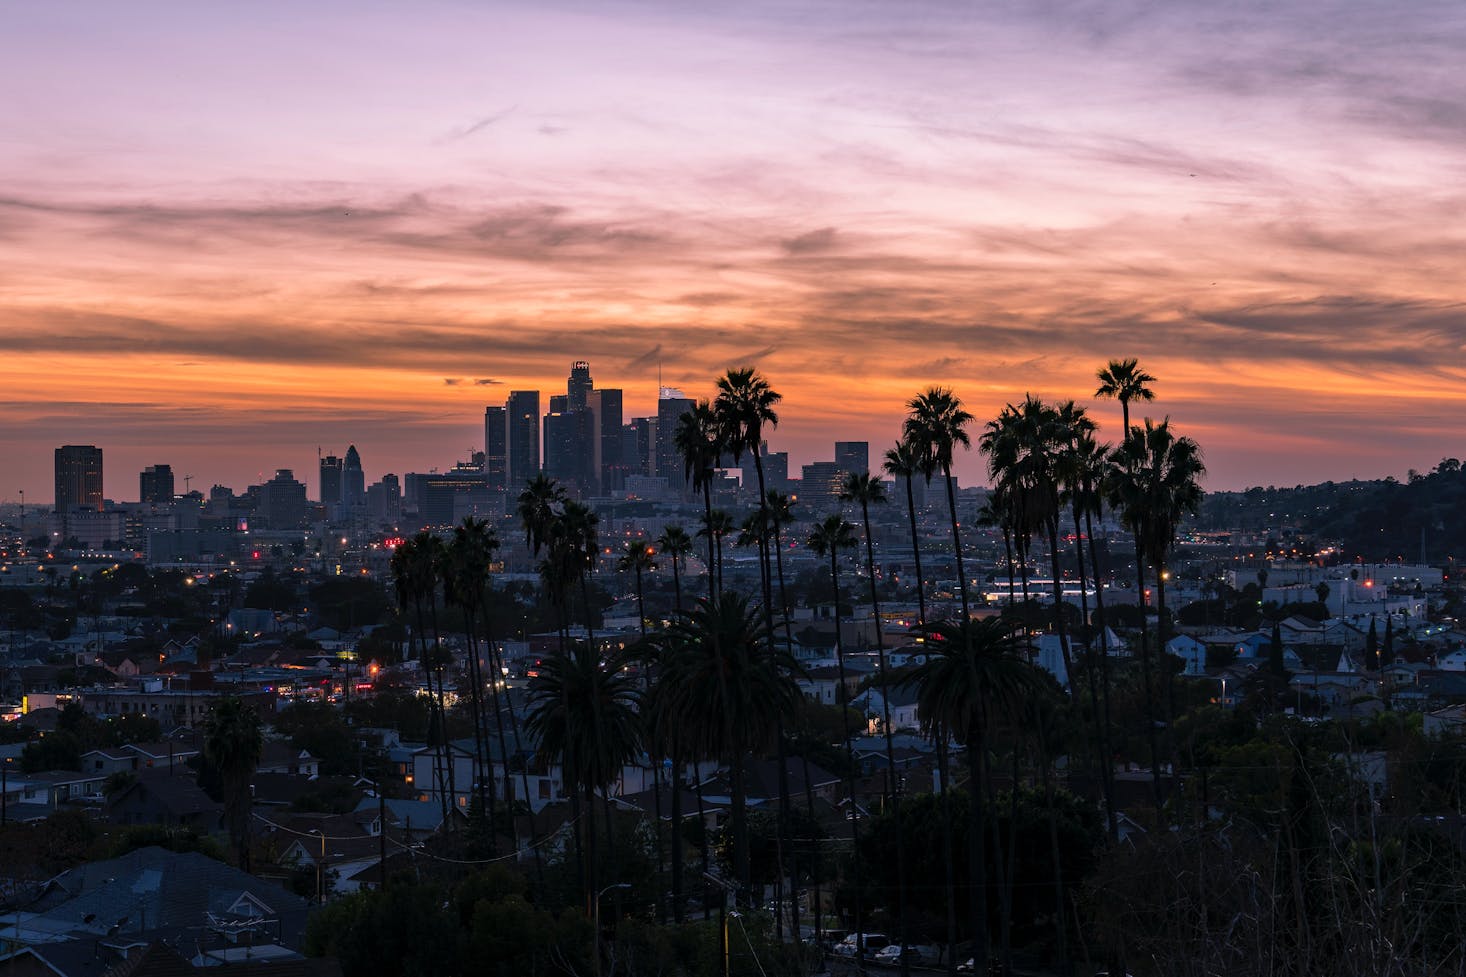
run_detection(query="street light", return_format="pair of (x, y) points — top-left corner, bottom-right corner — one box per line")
(593, 882), (631, 977)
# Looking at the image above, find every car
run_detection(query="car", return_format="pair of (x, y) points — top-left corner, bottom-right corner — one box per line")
(833, 933), (890, 957)
(957, 958), (975, 973)
(874, 945), (940, 966)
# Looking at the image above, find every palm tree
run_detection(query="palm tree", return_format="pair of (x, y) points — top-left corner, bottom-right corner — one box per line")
(443, 517), (501, 838)
(1110, 418), (1205, 821)
(618, 539), (656, 637)
(807, 513), (866, 938)
(660, 593), (804, 908)
(1094, 357), (1156, 435)
(839, 470), (913, 974)
(905, 388), (975, 626)
(203, 696), (263, 870)
(714, 369), (782, 588)
(698, 508), (734, 596)
(764, 487), (802, 942)
(1058, 427), (1120, 837)
(909, 618), (1046, 977)
(391, 533), (454, 825)
(1120, 418), (1206, 791)
(656, 525), (694, 612)
(518, 473), (567, 558)
(674, 401), (723, 598)
(883, 438), (934, 625)
(524, 641), (642, 913)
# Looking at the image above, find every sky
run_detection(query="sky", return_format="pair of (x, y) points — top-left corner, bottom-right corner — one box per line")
(4, 0), (1466, 502)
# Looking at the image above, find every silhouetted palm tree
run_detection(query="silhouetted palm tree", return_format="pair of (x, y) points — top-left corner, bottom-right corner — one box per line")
(1057, 426), (1120, 837)
(1095, 357), (1156, 436)
(203, 695), (263, 870)
(1114, 417), (1206, 816)
(391, 533), (454, 824)
(905, 388), (975, 625)
(518, 474), (567, 558)
(524, 641), (642, 913)
(675, 401), (723, 597)
(618, 539), (656, 637)
(660, 593), (804, 908)
(443, 517), (500, 837)
(910, 618), (1046, 977)
(883, 438), (934, 626)
(698, 508), (734, 595)
(807, 512), (866, 938)
(714, 368), (782, 604)
(840, 470), (913, 975)
(657, 525), (694, 612)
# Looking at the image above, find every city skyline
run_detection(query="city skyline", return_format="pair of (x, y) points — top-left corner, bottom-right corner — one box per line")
(5, 1), (1466, 499)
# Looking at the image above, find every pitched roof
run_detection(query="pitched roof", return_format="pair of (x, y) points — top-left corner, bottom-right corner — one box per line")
(18, 847), (315, 950)
(109, 772), (222, 819)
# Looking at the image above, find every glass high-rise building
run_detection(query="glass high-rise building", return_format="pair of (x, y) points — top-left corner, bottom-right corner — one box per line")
(55, 445), (103, 511)
(655, 388), (694, 494)
(343, 445), (365, 508)
(483, 405), (507, 492)
(319, 454), (343, 508)
(835, 441), (870, 476)
(506, 390), (541, 490)
(139, 464), (174, 504)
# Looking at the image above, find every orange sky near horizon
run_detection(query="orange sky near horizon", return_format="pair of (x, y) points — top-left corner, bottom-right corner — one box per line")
(5, 1), (1466, 502)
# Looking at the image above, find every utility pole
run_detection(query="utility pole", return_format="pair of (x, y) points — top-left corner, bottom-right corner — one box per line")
(377, 759), (388, 892)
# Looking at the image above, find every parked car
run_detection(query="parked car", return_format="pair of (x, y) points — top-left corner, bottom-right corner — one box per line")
(957, 958), (975, 973)
(874, 944), (940, 966)
(833, 933), (890, 957)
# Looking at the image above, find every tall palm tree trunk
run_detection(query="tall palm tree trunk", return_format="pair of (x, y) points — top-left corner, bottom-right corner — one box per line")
(771, 521), (801, 944)
(937, 743), (959, 977)
(860, 499), (911, 977)
(965, 726), (990, 976)
(828, 551), (864, 958)
(1072, 501), (1117, 839)
(1046, 514), (1074, 681)
(703, 485), (717, 600)
(1132, 537), (1165, 821)
(904, 477), (927, 626)
(428, 593), (456, 827)
(1085, 505), (1119, 839)
(943, 467), (971, 624)
(1037, 717), (1070, 975)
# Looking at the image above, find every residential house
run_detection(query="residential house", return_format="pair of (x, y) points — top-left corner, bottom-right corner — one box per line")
(1167, 634), (1207, 676)
(108, 771), (223, 832)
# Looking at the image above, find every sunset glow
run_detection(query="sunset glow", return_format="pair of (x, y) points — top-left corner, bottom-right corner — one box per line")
(5, 0), (1466, 499)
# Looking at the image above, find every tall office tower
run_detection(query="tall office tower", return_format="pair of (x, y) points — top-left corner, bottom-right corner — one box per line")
(623, 418), (653, 478)
(483, 405), (507, 492)
(801, 461), (845, 505)
(55, 445), (104, 511)
(366, 474), (402, 523)
(506, 390), (541, 490)
(764, 451), (790, 492)
(343, 445), (365, 508)
(139, 464), (175, 503)
(834, 441), (870, 476)
(654, 388), (694, 493)
(588, 388), (624, 494)
(544, 407), (595, 493)
(740, 446), (791, 496)
(319, 454), (343, 509)
(567, 360), (593, 412)
(260, 469), (309, 528)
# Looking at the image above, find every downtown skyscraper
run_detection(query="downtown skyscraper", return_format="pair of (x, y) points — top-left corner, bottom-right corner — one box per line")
(55, 445), (103, 511)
